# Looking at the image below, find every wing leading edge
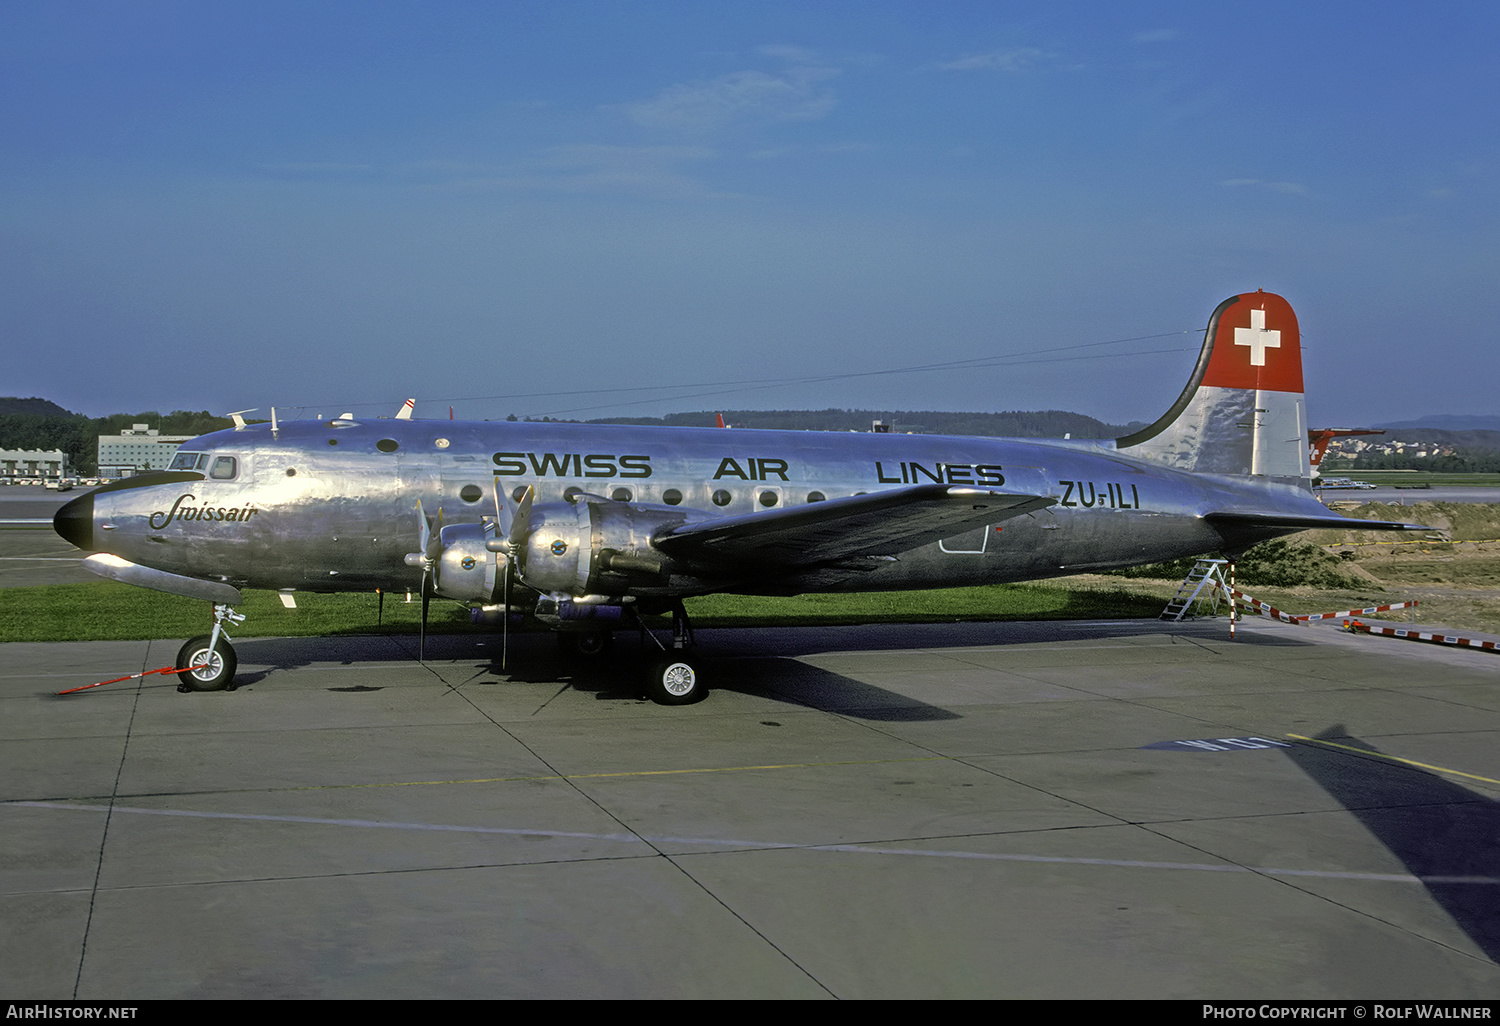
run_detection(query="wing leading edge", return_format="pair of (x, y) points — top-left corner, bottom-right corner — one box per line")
(654, 484), (1055, 570)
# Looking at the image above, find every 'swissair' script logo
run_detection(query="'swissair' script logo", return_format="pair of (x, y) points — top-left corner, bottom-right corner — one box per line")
(149, 494), (260, 530)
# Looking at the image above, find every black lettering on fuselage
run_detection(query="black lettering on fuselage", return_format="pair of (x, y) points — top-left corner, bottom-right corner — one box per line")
(149, 493), (259, 530)
(493, 452), (653, 479)
(713, 458), (749, 481)
(756, 458), (789, 481)
(529, 452), (576, 477)
(1058, 480), (1141, 509)
(875, 462), (1005, 487)
(714, 457), (789, 481)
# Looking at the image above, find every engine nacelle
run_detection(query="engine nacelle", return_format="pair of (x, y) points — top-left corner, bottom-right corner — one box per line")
(430, 521), (504, 603)
(517, 499), (712, 597)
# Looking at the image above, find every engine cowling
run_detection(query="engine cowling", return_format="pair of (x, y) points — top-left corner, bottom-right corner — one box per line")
(428, 521), (504, 603)
(517, 499), (712, 597)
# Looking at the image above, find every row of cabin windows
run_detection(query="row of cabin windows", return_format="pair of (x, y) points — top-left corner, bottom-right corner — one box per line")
(490, 485), (830, 508)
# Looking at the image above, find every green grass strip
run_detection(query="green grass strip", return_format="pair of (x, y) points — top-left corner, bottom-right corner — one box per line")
(0, 579), (1166, 643)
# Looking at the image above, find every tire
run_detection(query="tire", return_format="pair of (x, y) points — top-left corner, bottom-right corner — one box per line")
(557, 631), (613, 658)
(645, 655), (705, 706)
(176, 635), (237, 692)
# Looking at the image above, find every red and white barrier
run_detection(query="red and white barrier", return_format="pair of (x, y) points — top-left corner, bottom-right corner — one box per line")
(1342, 619), (1500, 653)
(1208, 581), (1419, 626)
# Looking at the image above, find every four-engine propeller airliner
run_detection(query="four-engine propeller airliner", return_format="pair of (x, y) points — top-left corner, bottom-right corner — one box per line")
(53, 291), (1415, 703)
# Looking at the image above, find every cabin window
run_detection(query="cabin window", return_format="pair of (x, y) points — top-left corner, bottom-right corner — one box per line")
(170, 452), (204, 471)
(459, 485), (482, 503)
(662, 489), (683, 506)
(611, 487), (632, 502)
(712, 489), (732, 507)
(209, 456), (238, 481)
(376, 439), (399, 453)
(759, 490), (778, 507)
(806, 491), (826, 503)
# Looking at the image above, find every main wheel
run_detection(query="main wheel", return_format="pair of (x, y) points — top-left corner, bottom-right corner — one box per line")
(557, 630), (613, 658)
(176, 635), (237, 692)
(646, 654), (705, 705)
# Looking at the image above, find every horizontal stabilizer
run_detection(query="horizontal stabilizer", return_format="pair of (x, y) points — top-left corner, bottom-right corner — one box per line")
(655, 485), (1055, 569)
(1204, 511), (1426, 533)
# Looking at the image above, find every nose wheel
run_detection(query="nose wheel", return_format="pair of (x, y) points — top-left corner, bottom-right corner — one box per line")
(176, 635), (237, 691)
(175, 603), (244, 692)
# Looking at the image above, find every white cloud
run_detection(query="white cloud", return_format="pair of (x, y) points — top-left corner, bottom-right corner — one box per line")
(938, 48), (1051, 73)
(625, 65), (838, 133)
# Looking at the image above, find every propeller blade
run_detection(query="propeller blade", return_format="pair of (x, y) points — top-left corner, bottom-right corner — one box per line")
(428, 506), (444, 561)
(491, 475), (513, 541)
(511, 485), (533, 552)
(420, 568), (431, 662)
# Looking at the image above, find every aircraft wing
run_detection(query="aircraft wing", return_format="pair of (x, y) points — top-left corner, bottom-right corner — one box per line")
(654, 485), (1055, 570)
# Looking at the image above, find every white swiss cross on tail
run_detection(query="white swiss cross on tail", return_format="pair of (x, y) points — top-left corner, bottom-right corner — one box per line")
(1234, 307), (1280, 366)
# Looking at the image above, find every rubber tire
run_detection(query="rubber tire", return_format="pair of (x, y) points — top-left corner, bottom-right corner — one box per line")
(557, 631), (613, 658)
(645, 655), (705, 706)
(176, 635), (237, 692)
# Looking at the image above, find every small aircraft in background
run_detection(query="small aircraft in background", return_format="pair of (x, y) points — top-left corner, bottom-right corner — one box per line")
(54, 291), (1416, 703)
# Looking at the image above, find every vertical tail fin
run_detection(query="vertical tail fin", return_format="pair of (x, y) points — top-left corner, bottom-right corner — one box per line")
(1115, 290), (1308, 481)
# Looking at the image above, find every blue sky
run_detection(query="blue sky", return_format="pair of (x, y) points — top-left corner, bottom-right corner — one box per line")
(3, 1), (1495, 428)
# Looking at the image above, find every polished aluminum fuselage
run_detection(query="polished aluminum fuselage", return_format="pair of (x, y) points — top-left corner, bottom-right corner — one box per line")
(76, 417), (1328, 597)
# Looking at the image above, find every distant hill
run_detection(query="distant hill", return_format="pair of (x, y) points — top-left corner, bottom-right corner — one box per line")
(0, 396), (75, 418)
(1366, 428), (1500, 452)
(1375, 415), (1500, 432)
(589, 409), (1136, 438)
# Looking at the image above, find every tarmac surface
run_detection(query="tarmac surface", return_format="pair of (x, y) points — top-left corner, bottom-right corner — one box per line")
(0, 488), (96, 588)
(3, 614), (1499, 999)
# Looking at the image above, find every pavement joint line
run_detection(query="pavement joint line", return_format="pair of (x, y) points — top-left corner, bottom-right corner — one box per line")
(11, 800), (1500, 886)
(0, 755), (954, 803)
(1286, 733), (1500, 786)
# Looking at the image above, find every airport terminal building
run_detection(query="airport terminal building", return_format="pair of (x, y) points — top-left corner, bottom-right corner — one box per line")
(0, 447), (70, 483)
(98, 424), (195, 478)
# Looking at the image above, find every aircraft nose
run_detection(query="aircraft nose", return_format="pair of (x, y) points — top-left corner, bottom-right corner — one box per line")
(54, 492), (95, 551)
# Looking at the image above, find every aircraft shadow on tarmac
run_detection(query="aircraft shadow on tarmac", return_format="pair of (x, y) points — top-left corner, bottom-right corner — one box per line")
(1285, 726), (1500, 964)
(225, 631), (962, 721)
(215, 616), (1318, 719)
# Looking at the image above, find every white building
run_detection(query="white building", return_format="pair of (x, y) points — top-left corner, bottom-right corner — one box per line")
(98, 425), (196, 478)
(0, 448), (70, 482)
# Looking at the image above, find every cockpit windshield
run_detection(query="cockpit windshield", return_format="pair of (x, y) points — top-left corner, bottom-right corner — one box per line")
(169, 451), (239, 480)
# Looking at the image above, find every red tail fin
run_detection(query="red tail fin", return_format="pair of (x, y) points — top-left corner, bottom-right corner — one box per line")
(1116, 291), (1309, 480)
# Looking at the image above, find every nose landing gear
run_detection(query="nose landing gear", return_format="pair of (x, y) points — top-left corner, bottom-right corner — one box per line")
(176, 603), (245, 692)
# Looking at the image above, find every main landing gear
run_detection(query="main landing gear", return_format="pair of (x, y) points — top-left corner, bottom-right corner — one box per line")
(632, 601), (706, 706)
(176, 603), (244, 692)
